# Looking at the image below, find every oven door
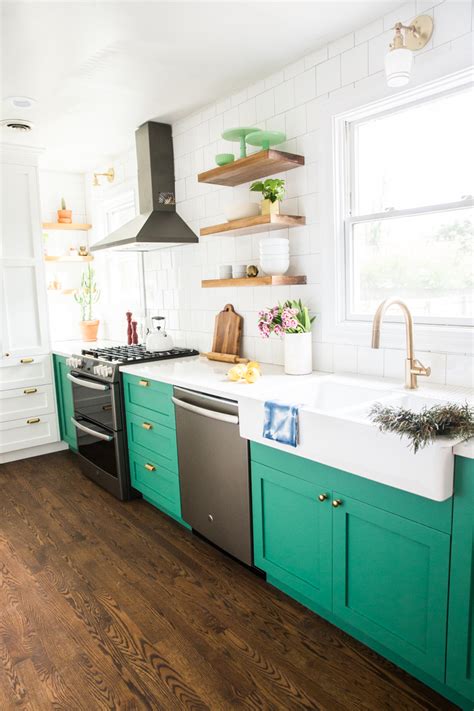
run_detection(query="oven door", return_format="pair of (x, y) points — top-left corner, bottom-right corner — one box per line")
(71, 415), (119, 478)
(67, 372), (120, 430)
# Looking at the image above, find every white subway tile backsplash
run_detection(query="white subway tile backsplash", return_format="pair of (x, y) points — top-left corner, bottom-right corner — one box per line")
(329, 32), (354, 57)
(357, 346), (384, 377)
(294, 67), (317, 104)
(434, 0), (472, 45)
(304, 46), (328, 69)
(355, 18), (384, 44)
(333, 343), (358, 373)
(285, 105), (307, 138)
(446, 354), (474, 388)
(265, 70), (284, 89)
(341, 43), (369, 84)
(284, 58), (306, 80)
(239, 98), (257, 125)
(274, 79), (295, 114)
(316, 56), (341, 95)
(256, 89), (275, 122)
(383, 2), (416, 31)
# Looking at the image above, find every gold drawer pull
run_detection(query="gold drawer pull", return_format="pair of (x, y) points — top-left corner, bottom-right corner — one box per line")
(24, 388), (37, 394)
(21, 358), (34, 364)
(144, 463), (156, 472)
(142, 422), (153, 430)
(27, 417), (40, 424)
(138, 379), (149, 387)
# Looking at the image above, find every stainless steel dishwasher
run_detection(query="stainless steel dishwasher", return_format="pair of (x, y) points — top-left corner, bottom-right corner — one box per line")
(172, 386), (252, 566)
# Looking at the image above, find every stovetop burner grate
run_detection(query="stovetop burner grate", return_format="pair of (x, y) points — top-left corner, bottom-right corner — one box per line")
(81, 345), (198, 364)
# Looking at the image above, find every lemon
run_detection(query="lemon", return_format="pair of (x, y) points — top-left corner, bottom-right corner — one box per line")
(245, 366), (261, 384)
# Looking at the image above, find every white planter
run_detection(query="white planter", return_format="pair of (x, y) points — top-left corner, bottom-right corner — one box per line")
(284, 332), (312, 375)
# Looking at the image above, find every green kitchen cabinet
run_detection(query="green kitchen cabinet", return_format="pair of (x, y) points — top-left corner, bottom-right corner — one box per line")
(123, 374), (188, 528)
(252, 461), (332, 611)
(446, 455), (474, 704)
(53, 354), (77, 450)
(250, 442), (452, 687)
(332, 492), (450, 681)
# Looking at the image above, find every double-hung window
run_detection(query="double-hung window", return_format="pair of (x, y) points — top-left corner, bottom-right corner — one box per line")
(343, 83), (473, 328)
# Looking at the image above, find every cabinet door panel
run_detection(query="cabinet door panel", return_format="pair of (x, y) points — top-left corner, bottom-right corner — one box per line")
(333, 493), (450, 680)
(252, 462), (332, 610)
(53, 355), (77, 450)
(446, 456), (474, 702)
(1, 164), (40, 260)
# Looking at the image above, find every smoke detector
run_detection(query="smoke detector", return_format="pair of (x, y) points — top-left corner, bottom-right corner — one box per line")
(5, 96), (36, 109)
(0, 118), (34, 132)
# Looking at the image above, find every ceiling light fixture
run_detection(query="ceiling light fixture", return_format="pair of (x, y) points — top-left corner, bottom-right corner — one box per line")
(385, 15), (433, 88)
(6, 96), (36, 109)
(93, 168), (115, 186)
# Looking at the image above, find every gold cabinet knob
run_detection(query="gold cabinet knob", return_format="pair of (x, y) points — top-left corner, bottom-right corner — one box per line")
(318, 493), (328, 502)
(142, 422), (153, 430)
(144, 463), (156, 472)
(332, 499), (343, 508)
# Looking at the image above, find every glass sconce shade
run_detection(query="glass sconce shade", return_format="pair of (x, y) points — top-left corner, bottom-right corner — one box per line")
(385, 47), (413, 87)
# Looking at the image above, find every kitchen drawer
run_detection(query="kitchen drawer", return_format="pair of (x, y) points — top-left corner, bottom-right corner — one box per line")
(0, 413), (59, 453)
(0, 384), (56, 422)
(128, 449), (181, 519)
(126, 411), (178, 473)
(0, 354), (52, 392)
(122, 374), (175, 429)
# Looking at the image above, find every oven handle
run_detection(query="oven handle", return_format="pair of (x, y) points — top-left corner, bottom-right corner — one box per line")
(71, 417), (114, 442)
(172, 396), (239, 425)
(67, 373), (109, 391)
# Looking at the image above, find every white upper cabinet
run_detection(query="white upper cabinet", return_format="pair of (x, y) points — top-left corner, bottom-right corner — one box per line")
(0, 144), (50, 358)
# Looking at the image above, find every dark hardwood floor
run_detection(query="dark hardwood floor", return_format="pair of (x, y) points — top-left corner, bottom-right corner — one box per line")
(0, 451), (459, 711)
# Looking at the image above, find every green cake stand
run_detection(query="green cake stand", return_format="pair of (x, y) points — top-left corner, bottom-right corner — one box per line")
(221, 127), (262, 158)
(246, 130), (286, 151)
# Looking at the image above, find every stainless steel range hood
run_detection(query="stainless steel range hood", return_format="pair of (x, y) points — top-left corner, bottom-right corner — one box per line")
(91, 121), (198, 252)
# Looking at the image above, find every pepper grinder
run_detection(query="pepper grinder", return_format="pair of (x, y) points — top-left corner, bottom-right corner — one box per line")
(126, 311), (133, 345)
(131, 320), (139, 345)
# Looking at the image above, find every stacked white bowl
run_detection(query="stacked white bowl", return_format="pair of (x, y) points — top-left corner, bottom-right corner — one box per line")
(259, 237), (290, 276)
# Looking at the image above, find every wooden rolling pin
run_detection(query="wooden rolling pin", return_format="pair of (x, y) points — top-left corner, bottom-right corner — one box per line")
(203, 352), (249, 364)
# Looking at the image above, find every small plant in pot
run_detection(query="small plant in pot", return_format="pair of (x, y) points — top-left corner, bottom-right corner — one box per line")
(250, 178), (285, 216)
(57, 197), (72, 224)
(74, 265), (100, 341)
(258, 299), (315, 375)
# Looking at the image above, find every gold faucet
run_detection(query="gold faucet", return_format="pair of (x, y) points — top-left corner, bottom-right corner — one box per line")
(371, 298), (431, 389)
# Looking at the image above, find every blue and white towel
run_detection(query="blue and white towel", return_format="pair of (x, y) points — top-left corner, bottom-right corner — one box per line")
(263, 400), (299, 448)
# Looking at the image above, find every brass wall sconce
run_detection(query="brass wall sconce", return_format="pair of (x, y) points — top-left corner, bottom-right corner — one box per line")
(93, 168), (115, 186)
(385, 15), (434, 88)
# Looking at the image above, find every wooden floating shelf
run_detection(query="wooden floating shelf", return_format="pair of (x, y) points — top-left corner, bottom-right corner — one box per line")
(202, 275), (307, 288)
(44, 255), (93, 263)
(198, 149), (305, 187)
(200, 214), (306, 237)
(42, 222), (92, 231)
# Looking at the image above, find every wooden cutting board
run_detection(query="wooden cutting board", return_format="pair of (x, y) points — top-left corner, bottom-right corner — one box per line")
(211, 304), (243, 356)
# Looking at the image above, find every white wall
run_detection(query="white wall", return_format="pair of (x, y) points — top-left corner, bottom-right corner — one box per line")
(82, 0), (473, 387)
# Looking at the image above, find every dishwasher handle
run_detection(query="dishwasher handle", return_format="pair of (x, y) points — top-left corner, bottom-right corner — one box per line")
(172, 396), (239, 425)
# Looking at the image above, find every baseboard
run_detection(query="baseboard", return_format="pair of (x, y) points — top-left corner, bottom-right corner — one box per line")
(0, 440), (68, 464)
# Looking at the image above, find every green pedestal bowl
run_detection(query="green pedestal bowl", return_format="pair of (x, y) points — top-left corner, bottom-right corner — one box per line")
(221, 127), (262, 158)
(246, 130), (286, 151)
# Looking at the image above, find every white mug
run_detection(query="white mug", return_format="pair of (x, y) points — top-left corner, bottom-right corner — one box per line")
(232, 265), (246, 279)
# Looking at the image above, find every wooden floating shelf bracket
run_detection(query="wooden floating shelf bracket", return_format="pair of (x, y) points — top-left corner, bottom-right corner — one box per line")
(200, 213), (306, 237)
(198, 149), (305, 187)
(202, 275), (307, 288)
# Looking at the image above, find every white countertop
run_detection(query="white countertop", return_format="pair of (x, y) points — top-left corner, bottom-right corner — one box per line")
(51, 339), (122, 357)
(119, 356), (474, 459)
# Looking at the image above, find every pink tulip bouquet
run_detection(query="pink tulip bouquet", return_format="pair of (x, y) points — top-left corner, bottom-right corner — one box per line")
(257, 299), (315, 339)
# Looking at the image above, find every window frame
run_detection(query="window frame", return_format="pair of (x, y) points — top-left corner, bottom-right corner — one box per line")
(320, 67), (474, 356)
(342, 85), (474, 328)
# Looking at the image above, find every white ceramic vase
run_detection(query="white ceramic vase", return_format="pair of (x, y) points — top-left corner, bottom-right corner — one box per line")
(284, 332), (312, 375)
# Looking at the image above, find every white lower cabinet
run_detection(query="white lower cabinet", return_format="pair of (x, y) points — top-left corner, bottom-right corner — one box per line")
(0, 384), (56, 422)
(0, 413), (60, 453)
(0, 354), (53, 391)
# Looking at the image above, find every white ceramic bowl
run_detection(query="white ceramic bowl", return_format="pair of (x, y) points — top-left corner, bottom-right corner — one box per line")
(260, 255), (290, 276)
(224, 202), (260, 222)
(259, 244), (290, 255)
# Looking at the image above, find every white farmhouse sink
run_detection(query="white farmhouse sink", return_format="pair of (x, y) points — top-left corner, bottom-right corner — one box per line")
(239, 374), (467, 502)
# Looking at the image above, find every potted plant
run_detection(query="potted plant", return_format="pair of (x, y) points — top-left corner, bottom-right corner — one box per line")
(74, 265), (100, 341)
(258, 299), (315, 375)
(250, 178), (285, 216)
(57, 197), (72, 224)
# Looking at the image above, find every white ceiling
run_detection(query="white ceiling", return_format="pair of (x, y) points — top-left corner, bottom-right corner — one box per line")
(1, 1), (400, 171)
